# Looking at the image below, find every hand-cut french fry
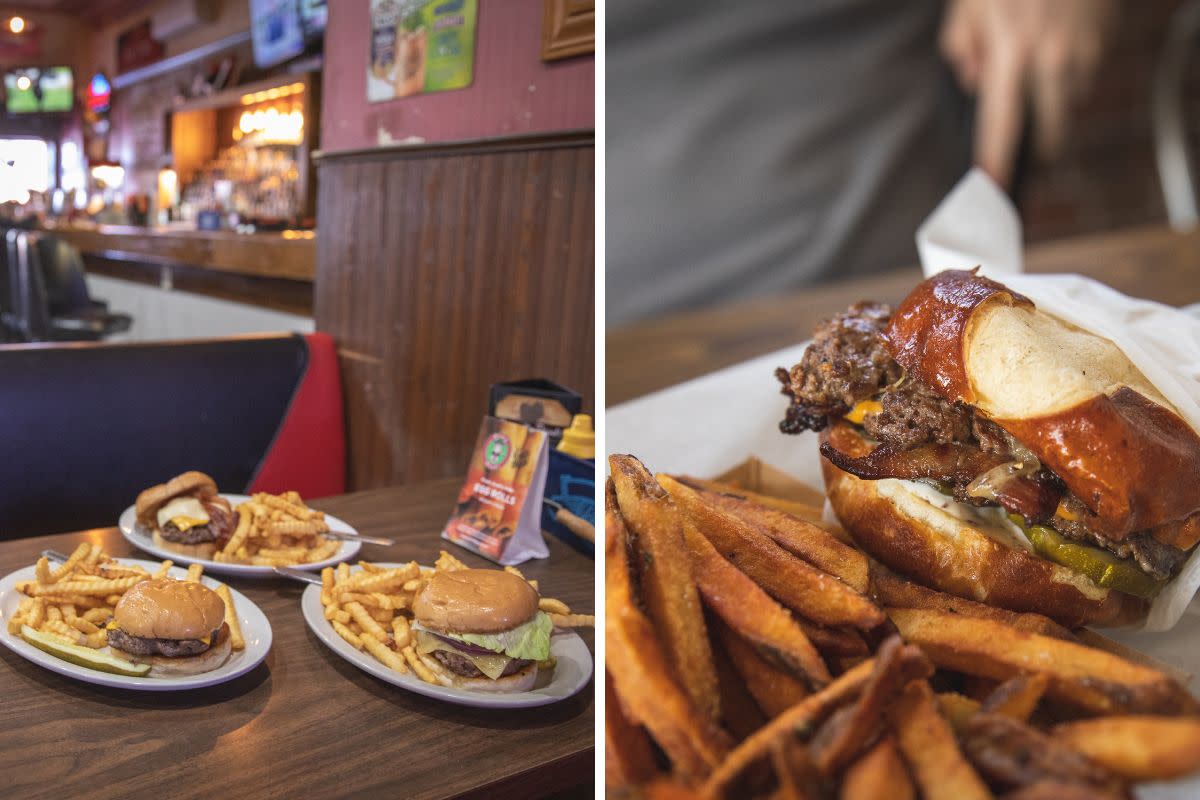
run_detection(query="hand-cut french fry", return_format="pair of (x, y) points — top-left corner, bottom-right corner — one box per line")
(810, 637), (933, 776)
(703, 658), (879, 796)
(888, 608), (1198, 715)
(606, 480), (731, 780)
(677, 475), (827, 526)
(1053, 716), (1200, 781)
(981, 673), (1050, 722)
(605, 672), (660, 789)
(871, 566), (1073, 640)
(538, 597), (571, 615)
(711, 637), (767, 740)
(674, 476), (870, 592)
(1073, 628), (1194, 687)
(936, 692), (981, 735)
(683, 520), (829, 689)
(770, 739), (820, 800)
(796, 620), (869, 658)
(214, 583), (245, 651)
(713, 616), (810, 718)
(332, 619), (363, 649)
(960, 712), (1114, 791)
(887, 680), (991, 800)
(839, 736), (914, 800)
(611, 456), (721, 722)
(186, 563), (204, 583)
(660, 474), (883, 630)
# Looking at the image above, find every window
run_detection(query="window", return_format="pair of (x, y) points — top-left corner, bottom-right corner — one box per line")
(0, 138), (50, 203)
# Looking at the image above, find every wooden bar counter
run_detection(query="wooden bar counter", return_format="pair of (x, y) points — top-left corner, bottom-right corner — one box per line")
(43, 222), (316, 316)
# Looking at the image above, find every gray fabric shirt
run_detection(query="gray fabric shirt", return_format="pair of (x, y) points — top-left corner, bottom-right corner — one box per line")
(607, 0), (970, 324)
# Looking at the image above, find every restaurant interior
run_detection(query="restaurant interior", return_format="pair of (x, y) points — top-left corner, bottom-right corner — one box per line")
(0, 1), (595, 798)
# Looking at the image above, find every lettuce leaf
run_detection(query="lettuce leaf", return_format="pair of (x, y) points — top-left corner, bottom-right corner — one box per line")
(434, 611), (553, 662)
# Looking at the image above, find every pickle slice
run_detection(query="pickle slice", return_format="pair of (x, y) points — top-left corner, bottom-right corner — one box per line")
(20, 625), (151, 677)
(1023, 525), (1163, 599)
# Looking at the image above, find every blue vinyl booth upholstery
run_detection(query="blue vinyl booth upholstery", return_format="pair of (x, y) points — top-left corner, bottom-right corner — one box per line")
(0, 333), (345, 539)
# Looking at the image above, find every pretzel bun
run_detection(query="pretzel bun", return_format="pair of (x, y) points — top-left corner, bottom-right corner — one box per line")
(822, 421), (1145, 628)
(135, 471), (219, 526)
(885, 270), (1200, 540)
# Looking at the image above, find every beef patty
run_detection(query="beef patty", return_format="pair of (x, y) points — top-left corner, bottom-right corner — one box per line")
(158, 521), (218, 545)
(432, 649), (532, 678)
(107, 626), (218, 658)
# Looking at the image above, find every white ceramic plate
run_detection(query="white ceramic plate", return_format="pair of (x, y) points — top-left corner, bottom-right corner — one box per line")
(119, 494), (362, 577)
(609, 342), (1200, 800)
(301, 563), (594, 708)
(0, 558), (272, 691)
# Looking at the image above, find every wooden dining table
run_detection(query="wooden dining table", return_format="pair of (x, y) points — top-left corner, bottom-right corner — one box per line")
(608, 224), (1200, 404)
(0, 478), (595, 800)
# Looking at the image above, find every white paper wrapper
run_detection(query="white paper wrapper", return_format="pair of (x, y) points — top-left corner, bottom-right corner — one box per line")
(917, 169), (1200, 631)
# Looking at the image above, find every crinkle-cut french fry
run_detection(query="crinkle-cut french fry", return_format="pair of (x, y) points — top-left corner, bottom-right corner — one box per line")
(50, 543), (91, 583)
(214, 584), (244, 651)
(303, 539), (341, 563)
(332, 620), (363, 649)
(43, 618), (83, 644)
(503, 565), (525, 580)
(336, 562), (351, 583)
(538, 597), (571, 615)
(549, 613), (594, 628)
(35, 556), (52, 585)
(362, 636), (409, 672)
(402, 646), (437, 682)
(222, 505), (253, 557)
(27, 598), (45, 628)
(185, 563), (204, 583)
(153, 560), (173, 578)
(81, 608), (112, 625)
(435, 550), (468, 572)
(345, 601), (388, 642)
(84, 631), (108, 649)
(31, 577), (142, 597)
(391, 616), (411, 649)
(256, 492), (317, 520)
(46, 606), (62, 623)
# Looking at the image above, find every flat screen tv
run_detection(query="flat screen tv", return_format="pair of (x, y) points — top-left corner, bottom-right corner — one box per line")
(5, 67), (74, 113)
(250, 0), (306, 68)
(299, 0), (327, 39)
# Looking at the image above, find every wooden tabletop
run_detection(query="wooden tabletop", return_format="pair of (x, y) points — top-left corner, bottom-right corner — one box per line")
(607, 224), (1200, 405)
(0, 478), (594, 800)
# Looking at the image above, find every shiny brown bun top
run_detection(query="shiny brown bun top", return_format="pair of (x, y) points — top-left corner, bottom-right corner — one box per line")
(113, 578), (226, 640)
(135, 471), (220, 525)
(882, 269), (1200, 539)
(413, 569), (539, 634)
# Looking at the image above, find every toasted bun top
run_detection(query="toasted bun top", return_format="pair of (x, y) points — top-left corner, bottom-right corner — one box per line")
(413, 569), (539, 634)
(135, 471), (219, 525)
(113, 578), (226, 640)
(885, 270), (1200, 538)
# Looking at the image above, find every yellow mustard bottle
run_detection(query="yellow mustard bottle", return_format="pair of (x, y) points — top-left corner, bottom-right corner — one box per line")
(556, 414), (595, 459)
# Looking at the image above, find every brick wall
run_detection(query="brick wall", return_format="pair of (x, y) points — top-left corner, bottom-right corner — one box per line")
(1018, 0), (1200, 242)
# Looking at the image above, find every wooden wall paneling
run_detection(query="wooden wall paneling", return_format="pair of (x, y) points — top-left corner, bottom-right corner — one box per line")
(315, 133), (595, 490)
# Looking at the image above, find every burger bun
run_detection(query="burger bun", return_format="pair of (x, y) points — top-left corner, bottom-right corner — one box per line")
(129, 625), (233, 677)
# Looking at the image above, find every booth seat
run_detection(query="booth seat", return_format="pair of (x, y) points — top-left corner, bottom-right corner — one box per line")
(0, 332), (344, 539)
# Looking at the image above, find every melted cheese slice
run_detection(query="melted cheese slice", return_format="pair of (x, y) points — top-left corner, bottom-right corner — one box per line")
(414, 629), (511, 680)
(157, 496), (210, 531)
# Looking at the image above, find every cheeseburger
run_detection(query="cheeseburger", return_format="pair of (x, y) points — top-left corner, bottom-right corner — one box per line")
(106, 578), (232, 676)
(412, 569), (552, 692)
(135, 471), (235, 558)
(780, 270), (1200, 627)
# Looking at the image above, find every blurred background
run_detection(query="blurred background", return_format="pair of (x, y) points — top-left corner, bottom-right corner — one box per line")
(607, 0), (1200, 326)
